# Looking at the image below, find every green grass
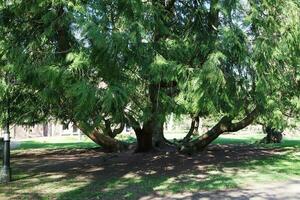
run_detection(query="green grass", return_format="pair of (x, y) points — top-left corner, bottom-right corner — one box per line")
(1, 134), (299, 199)
(56, 147), (300, 200)
(13, 133), (300, 151)
(56, 174), (238, 200)
(16, 140), (97, 150)
(13, 135), (136, 151)
(14, 137), (99, 151)
(213, 134), (300, 148)
(2, 148), (299, 200)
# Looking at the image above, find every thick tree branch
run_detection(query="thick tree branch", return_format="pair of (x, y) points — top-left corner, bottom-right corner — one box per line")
(181, 106), (260, 154)
(227, 107), (260, 132)
(76, 122), (126, 152)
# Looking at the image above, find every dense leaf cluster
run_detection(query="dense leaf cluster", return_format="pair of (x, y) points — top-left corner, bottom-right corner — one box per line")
(0, 0), (299, 149)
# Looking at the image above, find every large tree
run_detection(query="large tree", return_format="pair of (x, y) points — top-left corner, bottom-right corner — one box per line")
(0, 0), (299, 153)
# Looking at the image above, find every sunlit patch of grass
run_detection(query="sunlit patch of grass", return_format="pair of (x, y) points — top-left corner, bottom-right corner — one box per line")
(14, 136), (97, 151)
(219, 150), (300, 186)
(213, 134), (300, 149)
(154, 174), (237, 193)
(259, 139), (300, 148)
(115, 134), (136, 143)
(56, 173), (238, 200)
(16, 140), (98, 151)
(13, 133), (300, 152)
(213, 136), (258, 145)
(2, 134), (300, 199)
(0, 170), (91, 200)
(2, 148), (300, 200)
(13, 135), (136, 151)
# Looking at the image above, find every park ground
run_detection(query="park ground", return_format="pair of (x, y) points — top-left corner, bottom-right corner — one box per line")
(1, 133), (300, 200)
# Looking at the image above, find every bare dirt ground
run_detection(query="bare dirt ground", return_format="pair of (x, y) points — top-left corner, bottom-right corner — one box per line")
(12, 145), (278, 178)
(7, 145), (300, 200)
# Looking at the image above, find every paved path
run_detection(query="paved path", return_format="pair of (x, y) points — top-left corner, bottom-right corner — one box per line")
(140, 179), (300, 200)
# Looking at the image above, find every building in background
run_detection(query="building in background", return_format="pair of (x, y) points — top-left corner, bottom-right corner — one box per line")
(8, 122), (81, 139)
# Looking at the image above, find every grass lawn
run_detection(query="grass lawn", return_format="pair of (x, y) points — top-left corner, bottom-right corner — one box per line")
(15, 137), (98, 150)
(13, 134), (136, 151)
(1, 133), (300, 200)
(13, 133), (300, 150)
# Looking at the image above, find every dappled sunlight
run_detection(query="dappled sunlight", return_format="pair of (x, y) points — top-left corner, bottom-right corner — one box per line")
(102, 176), (143, 192)
(1, 172), (92, 200)
(216, 151), (300, 186)
(85, 167), (105, 173)
(153, 174), (238, 193)
(1, 135), (300, 199)
(0, 0), (299, 198)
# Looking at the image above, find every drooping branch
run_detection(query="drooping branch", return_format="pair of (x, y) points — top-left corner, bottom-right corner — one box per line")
(187, 0), (220, 68)
(76, 122), (126, 152)
(227, 107), (260, 132)
(180, 107), (260, 154)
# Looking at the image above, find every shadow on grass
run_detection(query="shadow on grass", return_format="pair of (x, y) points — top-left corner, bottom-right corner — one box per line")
(56, 149), (300, 200)
(56, 174), (238, 200)
(2, 136), (300, 200)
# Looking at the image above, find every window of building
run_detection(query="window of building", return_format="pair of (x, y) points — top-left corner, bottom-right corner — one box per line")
(62, 124), (68, 130)
(73, 125), (78, 132)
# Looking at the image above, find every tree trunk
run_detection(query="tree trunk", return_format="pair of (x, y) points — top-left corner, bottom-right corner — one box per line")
(183, 116), (200, 142)
(151, 115), (176, 148)
(152, 120), (164, 147)
(133, 119), (153, 152)
(260, 126), (283, 144)
(139, 0), (177, 151)
(193, 116), (200, 135)
(181, 107), (260, 154)
(135, 129), (153, 152)
(188, 117), (230, 152)
(134, 119), (171, 152)
(125, 114), (154, 152)
(134, 83), (164, 152)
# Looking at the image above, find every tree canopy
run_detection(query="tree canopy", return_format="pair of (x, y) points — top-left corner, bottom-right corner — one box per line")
(0, 0), (299, 152)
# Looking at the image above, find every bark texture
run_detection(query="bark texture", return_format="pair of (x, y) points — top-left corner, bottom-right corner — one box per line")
(78, 124), (125, 152)
(135, 0), (178, 151)
(134, 122), (154, 152)
(134, 83), (167, 152)
(183, 116), (200, 142)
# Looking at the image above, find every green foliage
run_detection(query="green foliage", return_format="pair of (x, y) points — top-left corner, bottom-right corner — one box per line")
(0, 0), (299, 136)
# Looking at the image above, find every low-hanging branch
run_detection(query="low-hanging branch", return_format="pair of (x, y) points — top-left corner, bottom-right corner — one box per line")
(75, 121), (127, 152)
(180, 106), (260, 154)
